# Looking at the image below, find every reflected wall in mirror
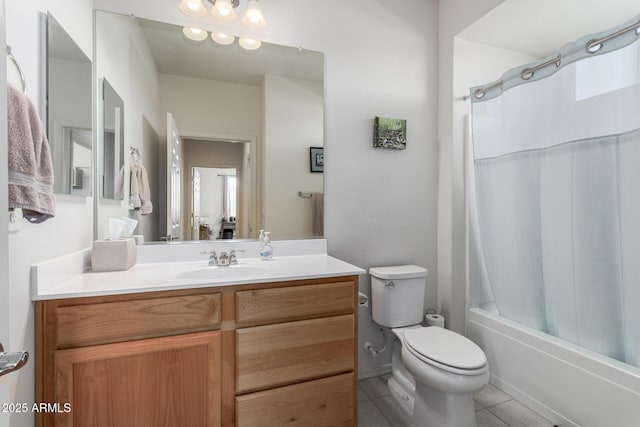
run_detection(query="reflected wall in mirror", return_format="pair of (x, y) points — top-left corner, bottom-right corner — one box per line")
(101, 79), (125, 200)
(43, 13), (92, 196)
(192, 166), (238, 240)
(94, 10), (324, 243)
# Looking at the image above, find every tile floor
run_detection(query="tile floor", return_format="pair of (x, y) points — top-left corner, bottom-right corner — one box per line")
(358, 375), (556, 427)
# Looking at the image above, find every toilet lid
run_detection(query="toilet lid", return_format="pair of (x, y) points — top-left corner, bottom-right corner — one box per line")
(403, 327), (486, 370)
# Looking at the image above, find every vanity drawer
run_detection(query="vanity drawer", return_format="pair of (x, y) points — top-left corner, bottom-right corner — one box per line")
(235, 280), (355, 325)
(236, 314), (354, 393)
(236, 373), (354, 427)
(54, 293), (221, 348)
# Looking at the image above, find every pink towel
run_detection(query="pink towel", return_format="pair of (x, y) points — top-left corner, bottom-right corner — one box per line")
(7, 84), (55, 223)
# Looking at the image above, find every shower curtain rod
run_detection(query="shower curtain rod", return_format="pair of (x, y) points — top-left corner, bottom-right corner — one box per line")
(463, 18), (640, 101)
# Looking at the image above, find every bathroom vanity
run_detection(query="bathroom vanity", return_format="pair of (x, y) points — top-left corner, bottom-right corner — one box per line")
(33, 242), (363, 427)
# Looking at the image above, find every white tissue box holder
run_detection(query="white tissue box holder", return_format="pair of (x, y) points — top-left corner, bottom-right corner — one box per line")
(91, 239), (137, 272)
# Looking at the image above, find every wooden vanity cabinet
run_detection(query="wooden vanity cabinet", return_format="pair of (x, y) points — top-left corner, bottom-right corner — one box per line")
(36, 291), (223, 427)
(36, 276), (358, 427)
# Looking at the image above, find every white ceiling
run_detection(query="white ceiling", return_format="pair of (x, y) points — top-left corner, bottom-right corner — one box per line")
(458, 0), (640, 58)
(137, 17), (323, 86)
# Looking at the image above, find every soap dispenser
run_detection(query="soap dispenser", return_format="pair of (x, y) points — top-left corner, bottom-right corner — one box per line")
(259, 231), (273, 260)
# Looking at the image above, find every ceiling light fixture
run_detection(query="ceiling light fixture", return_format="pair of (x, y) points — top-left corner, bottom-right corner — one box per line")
(182, 26), (208, 41)
(211, 0), (238, 23)
(178, 0), (267, 30)
(238, 37), (261, 50)
(211, 32), (235, 45)
(241, 0), (266, 30)
(178, 0), (207, 17)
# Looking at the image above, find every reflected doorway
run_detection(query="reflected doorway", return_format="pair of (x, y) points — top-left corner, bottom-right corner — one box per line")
(191, 167), (237, 240)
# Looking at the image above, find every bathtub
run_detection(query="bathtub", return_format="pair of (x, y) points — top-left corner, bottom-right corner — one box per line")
(467, 307), (640, 427)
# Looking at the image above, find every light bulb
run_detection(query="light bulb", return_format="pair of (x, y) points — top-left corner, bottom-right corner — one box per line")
(178, 0), (207, 17)
(239, 37), (261, 50)
(211, 32), (235, 45)
(241, 0), (266, 30)
(212, 0), (237, 23)
(182, 27), (208, 41)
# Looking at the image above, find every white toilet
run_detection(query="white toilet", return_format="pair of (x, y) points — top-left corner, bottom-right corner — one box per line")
(370, 265), (489, 427)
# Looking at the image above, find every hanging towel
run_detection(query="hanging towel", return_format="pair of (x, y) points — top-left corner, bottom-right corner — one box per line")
(126, 164), (152, 215)
(311, 192), (324, 236)
(137, 164), (153, 215)
(7, 84), (55, 223)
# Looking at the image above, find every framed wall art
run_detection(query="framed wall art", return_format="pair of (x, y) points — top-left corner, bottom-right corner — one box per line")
(310, 147), (324, 173)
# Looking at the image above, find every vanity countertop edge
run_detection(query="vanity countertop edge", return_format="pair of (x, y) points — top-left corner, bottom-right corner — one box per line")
(31, 239), (365, 301)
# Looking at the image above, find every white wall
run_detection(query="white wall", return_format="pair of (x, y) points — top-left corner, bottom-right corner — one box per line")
(95, 0), (440, 377)
(263, 74), (323, 238)
(437, 0), (506, 334)
(5, 1), (93, 425)
(0, 0), (10, 424)
(95, 10), (162, 239)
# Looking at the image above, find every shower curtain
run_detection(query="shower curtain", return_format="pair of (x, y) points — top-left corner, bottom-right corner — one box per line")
(471, 16), (640, 368)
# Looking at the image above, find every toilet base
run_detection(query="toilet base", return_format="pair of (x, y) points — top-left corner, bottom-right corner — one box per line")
(388, 332), (483, 427)
(413, 381), (477, 427)
(388, 376), (414, 416)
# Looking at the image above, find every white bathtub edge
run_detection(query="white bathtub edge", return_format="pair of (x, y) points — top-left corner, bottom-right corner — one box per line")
(488, 374), (575, 427)
(468, 307), (640, 427)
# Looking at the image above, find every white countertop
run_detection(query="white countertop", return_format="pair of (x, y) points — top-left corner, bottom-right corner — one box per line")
(31, 240), (365, 300)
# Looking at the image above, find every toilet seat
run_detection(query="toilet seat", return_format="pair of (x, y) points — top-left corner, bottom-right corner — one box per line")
(403, 327), (487, 375)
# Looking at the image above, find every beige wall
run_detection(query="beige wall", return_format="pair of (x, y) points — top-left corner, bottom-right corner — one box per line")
(263, 74), (323, 239)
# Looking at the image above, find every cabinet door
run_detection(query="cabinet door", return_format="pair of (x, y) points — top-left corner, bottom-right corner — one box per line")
(53, 331), (221, 427)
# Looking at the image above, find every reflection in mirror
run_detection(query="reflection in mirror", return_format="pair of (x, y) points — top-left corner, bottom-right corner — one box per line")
(192, 167), (237, 240)
(95, 10), (324, 243)
(44, 13), (92, 195)
(101, 79), (124, 200)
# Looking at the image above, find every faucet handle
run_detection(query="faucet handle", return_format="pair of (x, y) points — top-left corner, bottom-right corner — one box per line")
(201, 250), (218, 266)
(229, 249), (245, 264)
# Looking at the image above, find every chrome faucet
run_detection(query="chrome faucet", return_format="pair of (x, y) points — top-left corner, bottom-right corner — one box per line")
(218, 251), (230, 266)
(201, 249), (245, 266)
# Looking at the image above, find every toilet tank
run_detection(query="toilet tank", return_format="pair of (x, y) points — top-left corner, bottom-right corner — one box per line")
(370, 265), (428, 328)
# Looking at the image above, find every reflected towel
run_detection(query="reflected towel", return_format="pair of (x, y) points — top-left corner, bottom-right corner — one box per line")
(127, 164), (152, 215)
(311, 192), (323, 236)
(7, 84), (55, 223)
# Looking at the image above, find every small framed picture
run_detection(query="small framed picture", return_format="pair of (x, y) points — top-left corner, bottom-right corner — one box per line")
(310, 147), (324, 173)
(373, 116), (407, 150)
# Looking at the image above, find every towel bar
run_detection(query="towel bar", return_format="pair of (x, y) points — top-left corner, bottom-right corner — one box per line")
(7, 46), (26, 94)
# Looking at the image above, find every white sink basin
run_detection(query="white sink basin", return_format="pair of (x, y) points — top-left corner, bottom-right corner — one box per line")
(175, 263), (271, 280)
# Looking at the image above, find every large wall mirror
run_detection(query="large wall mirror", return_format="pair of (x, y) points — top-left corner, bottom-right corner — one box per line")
(94, 10), (324, 243)
(42, 13), (92, 196)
